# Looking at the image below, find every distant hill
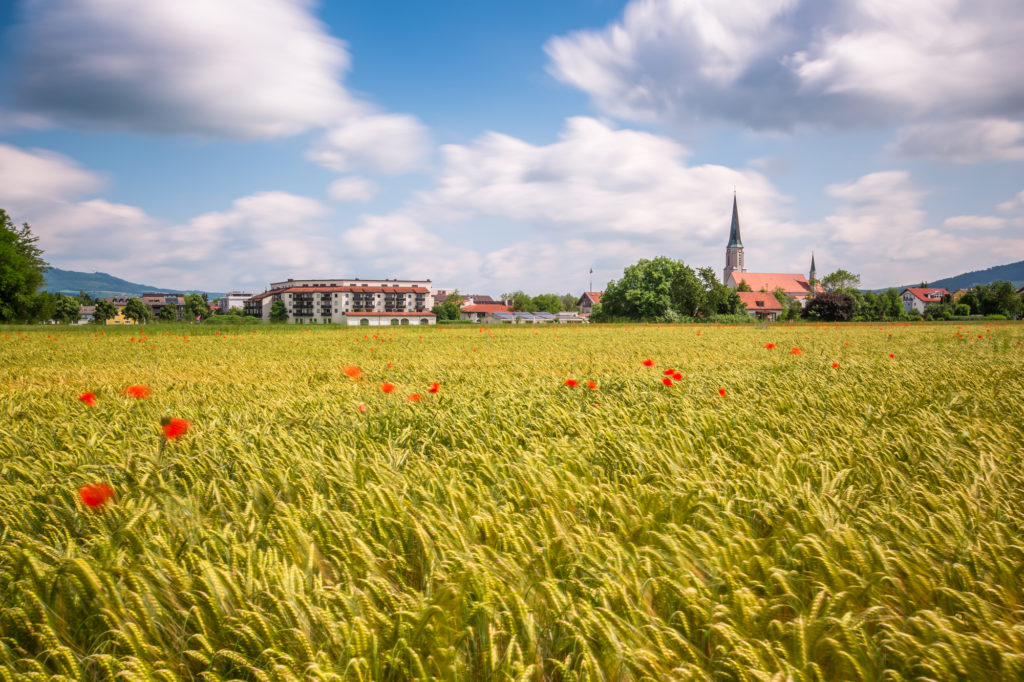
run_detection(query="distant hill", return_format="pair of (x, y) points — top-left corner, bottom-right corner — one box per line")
(913, 260), (1024, 292)
(42, 267), (222, 299)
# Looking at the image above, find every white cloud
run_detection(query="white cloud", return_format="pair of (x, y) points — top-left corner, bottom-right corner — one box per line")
(997, 190), (1024, 213)
(891, 119), (1024, 163)
(327, 176), (379, 202)
(309, 113), (431, 174)
(0, 143), (103, 206)
(545, 0), (1024, 132)
(942, 215), (1007, 231)
(11, 0), (429, 173)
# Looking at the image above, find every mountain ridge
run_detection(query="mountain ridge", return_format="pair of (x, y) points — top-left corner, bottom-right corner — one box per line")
(42, 267), (223, 299)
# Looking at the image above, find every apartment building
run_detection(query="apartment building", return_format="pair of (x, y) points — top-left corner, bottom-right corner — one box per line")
(245, 278), (436, 325)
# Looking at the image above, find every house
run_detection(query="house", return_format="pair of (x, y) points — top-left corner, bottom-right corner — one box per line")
(103, 297), (136, 325)
(77, 305), (95, 325)
(434, 291), (496, 306)
(951, 289), (970, 303)
(736, 291), (783, 321)
(722, 193), (819, 305)
(460, 303), (511, 323)
(577, 291), (602, 315)
(245, 278), (436, 325)
(555, 311), (585, 324)
(140, 293), (186, 320)
(900, 287), (949, 314)
(220, 291), (254, 312)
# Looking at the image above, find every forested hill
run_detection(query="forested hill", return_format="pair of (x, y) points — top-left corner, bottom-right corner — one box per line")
(922, 260), (1024, 291)
(42, 268), (221, 299)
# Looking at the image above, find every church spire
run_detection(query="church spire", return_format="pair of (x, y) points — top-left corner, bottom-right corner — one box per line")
(810, 252), (816, 278)
(727, 192), (742, 248)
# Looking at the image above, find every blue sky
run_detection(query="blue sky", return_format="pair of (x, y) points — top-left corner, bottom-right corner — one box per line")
(1, 0), (1022, 294)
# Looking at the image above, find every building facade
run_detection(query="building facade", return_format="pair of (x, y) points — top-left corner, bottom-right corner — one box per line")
(221, 291), (254, 312)
(245, 278), (436, 325)
(900, 287), (949, 313)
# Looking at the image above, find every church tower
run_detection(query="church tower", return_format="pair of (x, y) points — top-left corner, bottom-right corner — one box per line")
(723, 193), (745, 285)
(809, 252), (816, 281)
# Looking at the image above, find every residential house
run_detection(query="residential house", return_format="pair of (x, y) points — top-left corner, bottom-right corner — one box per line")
(221, 292), (254, 312)
(460, 303), (511, 323)
(577, 291), (602, 315)
(140, 293), (186, 321)
(77, 305), (95, 325)
(245, 278), (436, 325)
(900, 287), (949, 314)
(736, 291), (784, 321)
(104, 297), (136, 325)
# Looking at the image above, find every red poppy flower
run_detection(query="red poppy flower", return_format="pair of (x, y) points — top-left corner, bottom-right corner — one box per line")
(672, 372), (682, 381)
(79, 483), (114, 508)
(586, 380), (597, 390)
(161, 417), (191, 439)
(663, 369), (675, 376)
(888, 353), (895, 358)
(357, 403), (367, 413)
(642, 358), (654, 366)
(407, 393), (422, 402)
(343, 365), (363, 380)
(387, 362), (393, 368)
(764, 343), (775, 349)
(381, 382), (396, 394)
(790, 348), (803, 355)
(718, 388), (726, 397)
(124, 385), (151, 398)
(428, 382), (440, 394)
(564, 379), (578, 387)
(662, 377), (673, 387)
(831, 362), (840, 368)
(78, 392), (97, 407)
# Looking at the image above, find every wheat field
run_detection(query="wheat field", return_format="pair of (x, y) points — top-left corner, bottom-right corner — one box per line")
(1, 321), (1022, 681)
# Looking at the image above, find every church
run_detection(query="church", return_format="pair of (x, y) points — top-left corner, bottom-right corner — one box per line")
(722, 194), (819, 305)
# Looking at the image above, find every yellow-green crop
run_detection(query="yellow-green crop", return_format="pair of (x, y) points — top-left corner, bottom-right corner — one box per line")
(1, 321), (1022, 680)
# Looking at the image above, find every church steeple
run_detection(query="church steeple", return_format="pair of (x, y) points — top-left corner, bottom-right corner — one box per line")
(728, 193), (742, 248)
(809, 252), (816, 279)
(724, 192), (746, 285)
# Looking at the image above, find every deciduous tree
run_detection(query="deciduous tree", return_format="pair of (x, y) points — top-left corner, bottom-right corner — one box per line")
(123, 297), (151, 323)
(0, 209), (50, 323)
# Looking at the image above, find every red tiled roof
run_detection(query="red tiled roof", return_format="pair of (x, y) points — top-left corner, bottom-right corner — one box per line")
(344, 311), (435, 317)
(901, 287), (949, 302)
(736, 291), (784, 311)
(461, 304), (510, 313)
(731, 273), (817, 294)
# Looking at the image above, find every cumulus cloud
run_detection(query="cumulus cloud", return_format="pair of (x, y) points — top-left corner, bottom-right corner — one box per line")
(545, 0), (1024, 132)
(0, 143), (103, 206)
(942, 215), (1007, 231)
(10, 0), (429, 172)
(327, 176), (379, 202)
(309, 113), (431, 174)
(891, 119), (1024, 163)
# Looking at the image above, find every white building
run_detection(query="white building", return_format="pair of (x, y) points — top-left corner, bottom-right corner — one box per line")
(245, 278), (436, 325)
(221, 291), (254, 312)
(900, 287), (949, 314)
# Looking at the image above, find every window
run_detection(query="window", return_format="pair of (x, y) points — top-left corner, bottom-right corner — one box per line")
(420, 318), (430, 325)
(360, 318), (369, 326)
(401, 319), (409, 325)
(390, 318), (400, 325)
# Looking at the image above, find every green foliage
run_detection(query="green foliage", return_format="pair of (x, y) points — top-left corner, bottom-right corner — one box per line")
(560, 293), (577, 311)
(955, 303), (970, 316)
(531, 293), (563, 314)
(821, 268), (861, 293)
(433, 290), (464, 321)
(269, 298), (288, 323)
(502, 290), (536, 313)
(736, 279), (752, 292)
(601, 256), (705, 319)
(92, 300), (116, 324)
(184, 293), (210, 321)
(953, 283), (1020, 318)
(122, 297), (151, 323)
(157, 301), (178, 322)
(76, 290), (95, 305)
(0, 209), (51, 323)
(53, 294), (82, 324)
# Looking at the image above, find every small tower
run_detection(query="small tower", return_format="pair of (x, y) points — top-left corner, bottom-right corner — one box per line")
(809, 252), (816, 281)
(723, 193), (746, 285)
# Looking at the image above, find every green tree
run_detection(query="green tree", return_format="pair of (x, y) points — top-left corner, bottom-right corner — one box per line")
(76, 290), (95, 305)
(821, 269), (861, 293)
(531, 293), (562, 314)
(432, 290), (464, 321)
(560, 293), (577, 311)
(697, 267), (742, 315)
(736, 279), (753, 292)
(802, 292), (855, 321)
(0, 209), (50, 323)
(123, 297), (151, 323)
(53, 294), (82, 324)
(93, 300), (116, 324)
(184, 293), (210, 321)
(157, 302), (178, 322)
(502, 291), (536, 313)
(270, 298), (288, 323)
(600, 257), (703, 320)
